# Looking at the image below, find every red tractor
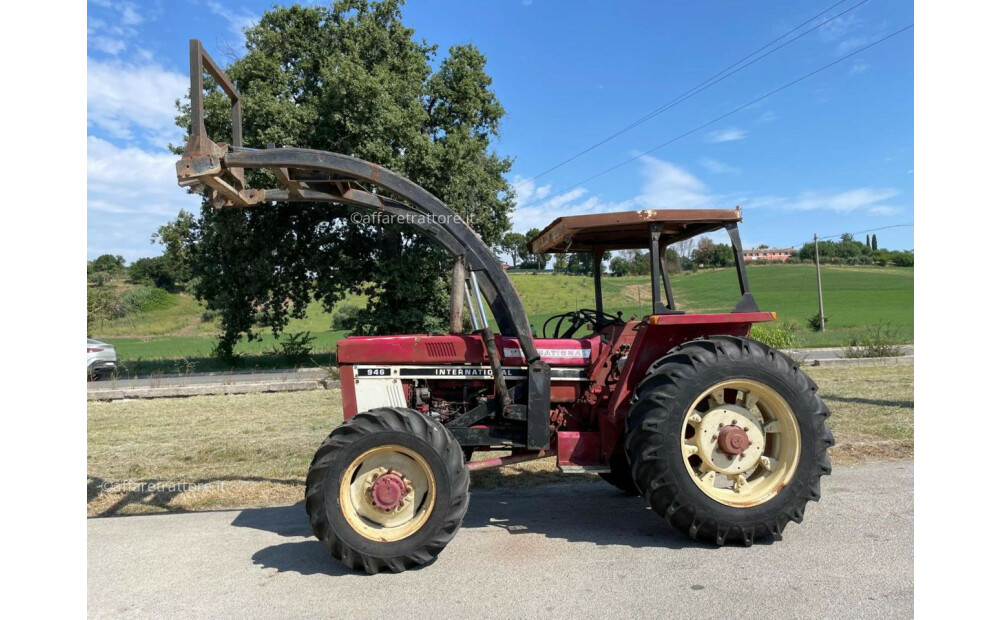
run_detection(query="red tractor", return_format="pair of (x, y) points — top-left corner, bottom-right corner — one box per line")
(178, 41), (833, 574)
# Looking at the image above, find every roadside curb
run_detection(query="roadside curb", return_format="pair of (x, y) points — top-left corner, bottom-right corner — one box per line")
(802, 354), (914, 367)
(88, 379), (342, 401)
(87, 353), (915, 401)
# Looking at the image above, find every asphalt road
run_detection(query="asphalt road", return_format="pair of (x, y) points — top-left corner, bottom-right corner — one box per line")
(87, 346), (914, 391)
(88, 460), (913, 619)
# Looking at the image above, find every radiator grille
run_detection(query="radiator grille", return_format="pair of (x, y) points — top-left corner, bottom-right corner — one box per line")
(425, 342), (457, 358)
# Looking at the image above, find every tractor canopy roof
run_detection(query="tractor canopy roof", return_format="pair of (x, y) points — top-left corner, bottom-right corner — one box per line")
(526, 208), (742, 254)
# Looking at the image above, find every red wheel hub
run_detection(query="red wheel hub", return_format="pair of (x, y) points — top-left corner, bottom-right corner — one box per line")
(369, 471), (408, 511)
(717, 425), (750, 455)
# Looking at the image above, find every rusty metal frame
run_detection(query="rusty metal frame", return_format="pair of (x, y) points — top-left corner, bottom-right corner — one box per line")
(176, 40), (551, 449)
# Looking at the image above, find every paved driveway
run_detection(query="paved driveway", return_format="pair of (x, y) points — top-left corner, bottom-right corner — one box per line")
(88, 460), (913, 619)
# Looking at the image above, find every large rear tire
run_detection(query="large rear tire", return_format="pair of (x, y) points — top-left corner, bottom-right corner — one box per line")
(625, 336), (833, 546)
(305, 407), (469, 573)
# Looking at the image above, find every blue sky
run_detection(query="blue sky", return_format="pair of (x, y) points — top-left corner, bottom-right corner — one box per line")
(87, 0), (914, 260)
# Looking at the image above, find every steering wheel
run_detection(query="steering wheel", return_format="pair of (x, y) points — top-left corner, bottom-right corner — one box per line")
(542, 308), (624, 339)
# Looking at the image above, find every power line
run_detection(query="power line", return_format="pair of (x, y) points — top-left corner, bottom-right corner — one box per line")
(516, 0), (867, 188)
(788, 223), (913, 250)
(517, 23), (914, 213)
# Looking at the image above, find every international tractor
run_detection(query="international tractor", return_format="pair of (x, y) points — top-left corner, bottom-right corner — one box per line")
(177, 41), (834, 574)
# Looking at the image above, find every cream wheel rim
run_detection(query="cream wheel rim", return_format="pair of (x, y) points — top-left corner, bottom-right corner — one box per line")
(681, 379), (800, 507)
(338, 445), (436, 542)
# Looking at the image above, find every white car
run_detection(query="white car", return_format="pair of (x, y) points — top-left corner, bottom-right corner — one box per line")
(87, 338), (117, 380)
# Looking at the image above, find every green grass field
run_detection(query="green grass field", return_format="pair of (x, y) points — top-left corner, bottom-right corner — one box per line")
(91, 264), (912, 373)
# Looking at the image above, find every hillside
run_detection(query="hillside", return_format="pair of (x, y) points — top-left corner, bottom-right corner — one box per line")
(90, 264), (913, 373)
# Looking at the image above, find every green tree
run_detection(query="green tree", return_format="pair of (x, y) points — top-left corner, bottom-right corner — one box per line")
(692, 238), (733, 268)
(152, 210), (196, 284)
(128, 256), (179, 291)
(871, 234), (878, 251)
(566, 251), (610, 276)
(608, 256), (629, 277)
(499, 232), (526, 268)
(173, 1), (515, 357)
(524, 227), (550, 270)
(91, 254), (126, 273)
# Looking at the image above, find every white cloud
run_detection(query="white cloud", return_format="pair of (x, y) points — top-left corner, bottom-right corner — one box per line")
(90, 36), (126, 55)
(87, 56), (188, 147)
(120, 2), (143, 26)
(205, 1), (258, 39)
(87, 2), (144, 54)
(632, 157), (716, 210)
(88, 136), (202, 217)
(700, 157), (740, 174)
(756, 110), (777, 124)
(706, 127), (747, 143)
(819, 14), (861, 43)
(749, 187), (900, 214)
(87, 136), (205, 260)
(511, 175), (552, 207)
(509, 157), (904, 242)
(511, 157), (723, 233)
(868, 205), (902, 216)
(850, 61), (870, 74)
(816, 12), (885, 56)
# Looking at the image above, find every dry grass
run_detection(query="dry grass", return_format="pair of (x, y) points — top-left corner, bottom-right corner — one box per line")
(808, 362), (914, 464)
(87, 363), (913, 516)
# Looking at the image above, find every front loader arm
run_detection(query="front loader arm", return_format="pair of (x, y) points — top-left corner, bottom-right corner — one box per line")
(177, 40), (551, 449)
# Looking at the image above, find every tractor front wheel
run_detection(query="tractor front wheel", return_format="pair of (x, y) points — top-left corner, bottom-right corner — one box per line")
(625, 336), (834, 546)
(305, 407), (469, 573)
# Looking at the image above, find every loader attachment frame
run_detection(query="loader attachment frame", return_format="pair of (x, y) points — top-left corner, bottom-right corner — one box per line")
(177, 40), (552, 449)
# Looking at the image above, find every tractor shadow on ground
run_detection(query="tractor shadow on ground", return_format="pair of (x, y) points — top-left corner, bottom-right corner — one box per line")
(822, 394), (914, 409)
(232, 504), (439, 577)
(236, 482), (767, 576)
(460, 483), (756, 551)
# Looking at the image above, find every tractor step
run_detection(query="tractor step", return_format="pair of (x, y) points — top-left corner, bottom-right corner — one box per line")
(557, 465), (611, 474)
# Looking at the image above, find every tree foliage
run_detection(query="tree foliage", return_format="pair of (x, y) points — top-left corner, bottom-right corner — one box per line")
(173, 1), (515, 357)
(566, 251), (610, 276)
(151, 210), (196, 284)
(498, 232), (526, 267)
(608, 248), (682, 276)
(91, 254), (126, 274)
(128, 256), (180, 291)
(523, 227), (550, 270)
(692, 238), (734, 268)
(797, 234), (911, 266)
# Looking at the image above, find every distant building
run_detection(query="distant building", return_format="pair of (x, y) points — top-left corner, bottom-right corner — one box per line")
(743, 247), (794, 262)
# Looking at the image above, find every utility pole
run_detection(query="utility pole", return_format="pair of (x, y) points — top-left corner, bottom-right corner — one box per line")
(813, 234), (825, 332)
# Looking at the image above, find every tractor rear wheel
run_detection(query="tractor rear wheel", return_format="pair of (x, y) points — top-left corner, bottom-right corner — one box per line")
(305, 407), (469, 573)
(625, 336), (833, 546)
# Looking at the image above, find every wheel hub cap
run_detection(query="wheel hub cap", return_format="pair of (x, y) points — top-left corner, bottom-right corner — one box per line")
(366, 468), (412, 512)
(681, 380), (802, 508)
(717, 425), (750, 455)
(340, 446), (435, 542)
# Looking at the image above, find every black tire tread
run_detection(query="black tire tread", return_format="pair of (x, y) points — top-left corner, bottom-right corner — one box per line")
(305, 407), (470, 574)
(624, 335), (833, 546)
